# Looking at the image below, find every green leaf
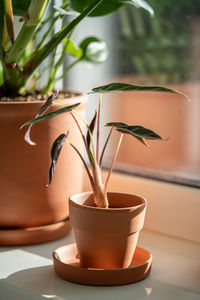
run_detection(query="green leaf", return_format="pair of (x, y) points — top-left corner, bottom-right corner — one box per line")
(90, 82), (190, 100)
(80, 36), (108, 63)
(21, 102), (80, 128)
(70, 0), (153, 17)
(12, 0), (31, 16)
(48, 132), (69, 185)
(22, 0), (104, 78)
(121, 0), (154, 16)
(106, 122), (164, 147)
(70, 0), (122, 16)
(64, 38), (82, 58)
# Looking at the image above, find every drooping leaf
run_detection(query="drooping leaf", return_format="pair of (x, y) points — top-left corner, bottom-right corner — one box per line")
(21, 102), (80, 128)
(69, 0), (153, 17)
(48, 132), (69, 185)
(24, 91), (58, 145)
(64, 38), (82, 58)
(79, 36), (108, 63)
(106, 122), (164, 147)
(86, 110), (97, 148)
(90, 82), (190, 100)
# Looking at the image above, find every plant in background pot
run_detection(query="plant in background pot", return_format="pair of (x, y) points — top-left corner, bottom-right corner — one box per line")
(0, 0), (154, 245)
(22, 82), (188, 276)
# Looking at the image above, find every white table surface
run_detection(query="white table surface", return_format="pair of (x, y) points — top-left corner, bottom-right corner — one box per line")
(0, 230), (199, 300)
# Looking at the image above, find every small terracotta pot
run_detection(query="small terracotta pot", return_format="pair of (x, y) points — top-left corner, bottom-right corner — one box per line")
(69, 192), (146, 269)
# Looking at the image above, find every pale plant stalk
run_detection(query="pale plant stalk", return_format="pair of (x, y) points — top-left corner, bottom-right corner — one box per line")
(103, 134), (123, 196)
(96, 93), (102, 165)
(99, 126), (114, 167)
(67, 141), (94, 188)
(70, 110), (95, 174)
(69, 111), (94, 170)
(71, 109), (106, 207)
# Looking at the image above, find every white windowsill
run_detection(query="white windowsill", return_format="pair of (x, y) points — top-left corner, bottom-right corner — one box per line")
(0, 230), (199, 299)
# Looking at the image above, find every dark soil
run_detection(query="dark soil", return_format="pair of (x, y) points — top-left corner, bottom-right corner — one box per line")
(0, 90), (79, 102)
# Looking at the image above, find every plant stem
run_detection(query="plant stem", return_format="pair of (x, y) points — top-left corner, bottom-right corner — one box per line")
(2, 0), (14, 53)
(55, 58), (81, 82)
(69, 142), (94, 189)
(103, 133), (123, 195)
(71, 109), (107, 208)
(96, 93), (102, 165)
(70, 111), (95, 173)
(99, 127), (114, 167)
(22, 0), (104, 78)
(5, 0), (49, 64)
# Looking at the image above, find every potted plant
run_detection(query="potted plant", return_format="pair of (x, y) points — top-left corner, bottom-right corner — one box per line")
(0, 0), (154, 244)
(22, 82), (187, 284)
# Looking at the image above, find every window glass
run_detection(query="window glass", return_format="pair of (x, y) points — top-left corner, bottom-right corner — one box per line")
(64, 1), (200, 188)
(102, 0), (200, 188)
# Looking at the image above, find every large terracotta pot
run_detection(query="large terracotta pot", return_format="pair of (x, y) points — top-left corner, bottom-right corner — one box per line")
(69, 192), (146, 269)
(0, 92), (87, 231)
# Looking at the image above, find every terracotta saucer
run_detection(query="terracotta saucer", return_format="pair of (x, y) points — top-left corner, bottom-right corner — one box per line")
(0, 218), (71, 246)
(53, 243), (152, 286)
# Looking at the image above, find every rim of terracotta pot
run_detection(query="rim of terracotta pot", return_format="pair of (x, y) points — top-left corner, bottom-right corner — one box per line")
(0, 90), (88, 106)
(69, 191), (146, 212)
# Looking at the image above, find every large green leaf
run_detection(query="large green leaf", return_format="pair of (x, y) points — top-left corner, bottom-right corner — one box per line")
(21, 102), (80, 128)
(91, 82), (190, 100)
(12, 0), (31, 16)
(106, 122), (163, 146)
(69, 0), (153, 17)
(80, 36), (108, 63)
